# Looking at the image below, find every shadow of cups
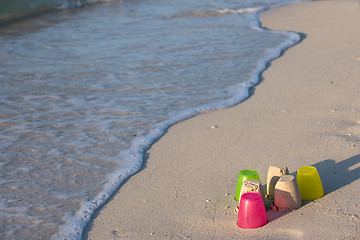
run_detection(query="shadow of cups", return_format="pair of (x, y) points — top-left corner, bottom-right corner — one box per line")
(312, 154), (360, 195)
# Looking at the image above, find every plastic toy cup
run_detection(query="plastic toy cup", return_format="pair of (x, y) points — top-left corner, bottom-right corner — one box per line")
(296, 166), (324, 200)
(235, 169), (261, 201)
(237, 192), (268, 229)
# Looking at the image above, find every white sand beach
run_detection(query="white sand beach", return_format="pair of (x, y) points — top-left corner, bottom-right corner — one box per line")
(85, 1), (360, 239)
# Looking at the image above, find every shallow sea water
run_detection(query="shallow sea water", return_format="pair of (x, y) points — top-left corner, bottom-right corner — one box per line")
(0, 0), (300, 239)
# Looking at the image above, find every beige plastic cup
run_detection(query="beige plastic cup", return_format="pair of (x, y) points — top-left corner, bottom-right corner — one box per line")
(274, 175), (302, 211)
(266, 165), (289, 199)
(239, 179), (266, 205)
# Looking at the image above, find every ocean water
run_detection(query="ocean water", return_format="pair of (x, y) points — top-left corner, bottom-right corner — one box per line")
(0, 0), (302, 239)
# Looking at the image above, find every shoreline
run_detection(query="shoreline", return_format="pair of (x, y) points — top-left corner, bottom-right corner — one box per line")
(84, 1), (360, 239)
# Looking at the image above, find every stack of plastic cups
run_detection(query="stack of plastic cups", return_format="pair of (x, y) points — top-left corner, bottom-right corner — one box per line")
(235, 165), (324, 230)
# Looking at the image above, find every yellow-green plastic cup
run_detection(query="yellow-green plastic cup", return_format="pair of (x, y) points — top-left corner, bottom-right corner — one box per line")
(296, 166), (324, 200)
(235, 169), (260, 201)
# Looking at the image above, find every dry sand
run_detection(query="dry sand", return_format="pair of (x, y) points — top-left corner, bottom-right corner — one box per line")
(84, 1), (360, 239)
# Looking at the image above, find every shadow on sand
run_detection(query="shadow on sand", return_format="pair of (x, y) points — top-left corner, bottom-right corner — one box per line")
(312, 154), (360, 195)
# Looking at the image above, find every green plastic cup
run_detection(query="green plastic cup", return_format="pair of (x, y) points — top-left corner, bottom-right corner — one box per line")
(296, 166), (324, 200)
(235, 169), (261, 201)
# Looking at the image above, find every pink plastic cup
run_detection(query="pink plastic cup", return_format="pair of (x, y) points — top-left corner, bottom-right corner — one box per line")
(237, 192), (268, 229)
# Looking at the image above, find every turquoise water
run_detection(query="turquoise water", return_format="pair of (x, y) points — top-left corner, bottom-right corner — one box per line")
(0, 0), (301, 239)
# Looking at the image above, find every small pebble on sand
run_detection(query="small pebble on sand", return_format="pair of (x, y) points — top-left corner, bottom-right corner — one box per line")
(210, 125), (219, 129)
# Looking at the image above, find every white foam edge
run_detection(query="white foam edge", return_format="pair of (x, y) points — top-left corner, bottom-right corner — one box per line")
(53, 2), (304, 239)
